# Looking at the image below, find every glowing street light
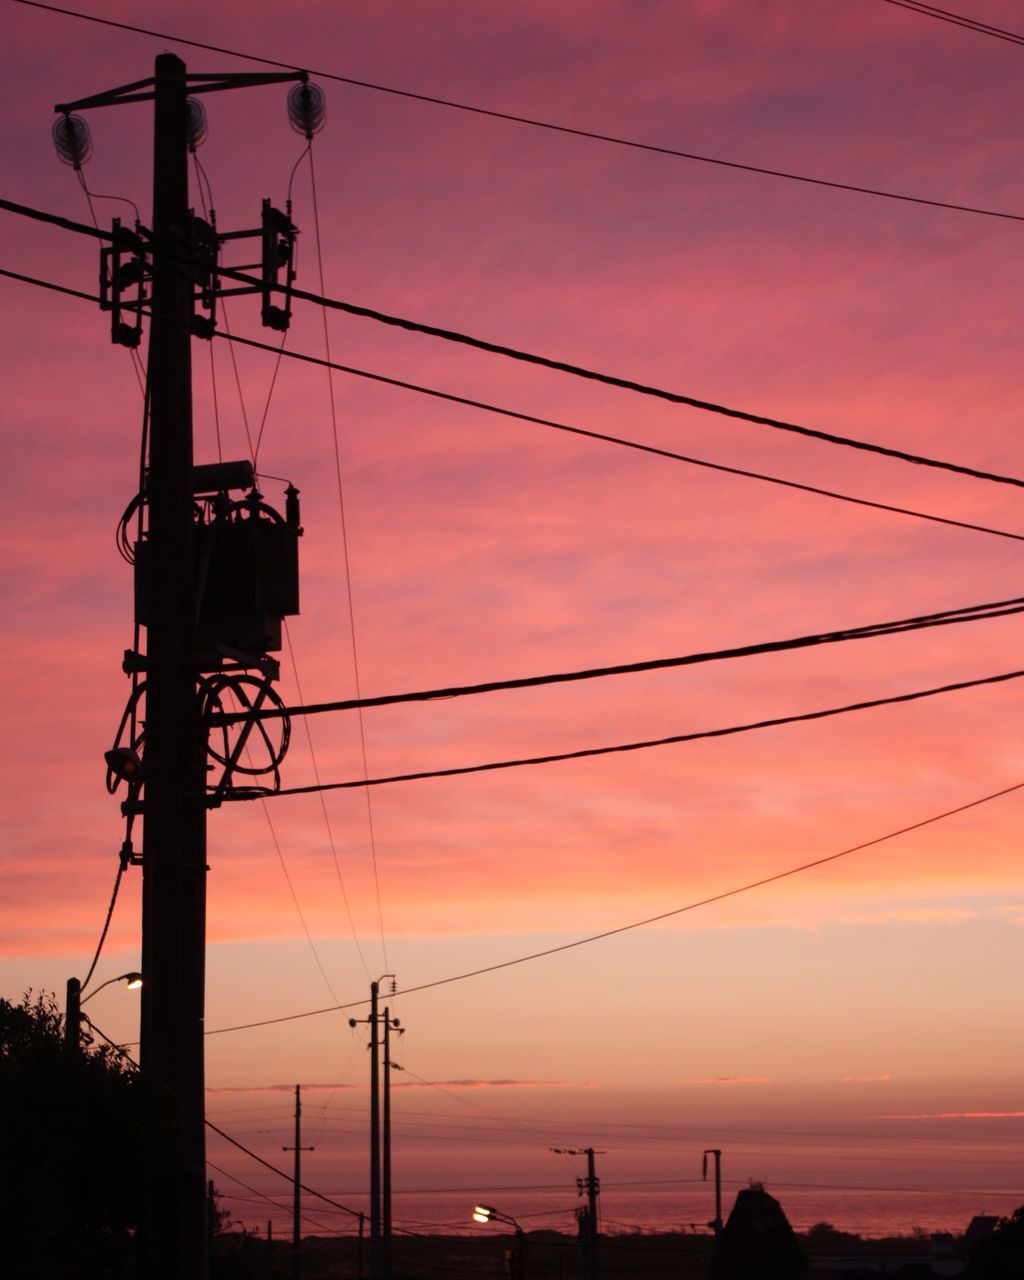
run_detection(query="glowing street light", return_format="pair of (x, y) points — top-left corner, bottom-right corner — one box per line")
(65, 972), (143, 1050)
(472, 1205), (527, 1277)
(83, 972), (144, 1002)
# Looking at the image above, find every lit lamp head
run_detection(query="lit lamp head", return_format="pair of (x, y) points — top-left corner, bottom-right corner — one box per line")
(472, 1205), (496, 1225)
(81, 971), (144, 1004)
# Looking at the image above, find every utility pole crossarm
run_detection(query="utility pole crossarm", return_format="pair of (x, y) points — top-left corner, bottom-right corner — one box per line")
(56, 68), (305, 113)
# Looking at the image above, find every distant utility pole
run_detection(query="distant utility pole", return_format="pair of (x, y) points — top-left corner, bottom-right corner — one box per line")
(383, 1005), (394, 1275)
(703, 1148), (723, 1235)
(350, 978), (401, 1280)
(53, 51), (311, 1280)
(551, 1146), (602, 1280)
(283, 1085), (314, 1280)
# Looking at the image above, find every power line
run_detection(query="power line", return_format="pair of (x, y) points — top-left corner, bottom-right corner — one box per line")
(256, 791), (344, 1006)
(0, 262), (100, 302)
(282, 623), (374, 983)
(79, 861), (126, 993)
(395, 1061), (566, 1150)
(204, 776), (1024, 1035)
(880, 0), (1024, 46)
(194, 203), (346, 1010)
(212, 275), (1024, 493)
(235, 667), (1024, 798)
(206, 1118), (363, 1219)
(213, 332), (1024, 546)
(15, 0), (1024, 224)
(208, 591), (1024, 727)
(303, 138), (391, 976)
(206, 1160), (344, 1238)
(2, 192), (1024, 501)
(5, 257), (1021, 551)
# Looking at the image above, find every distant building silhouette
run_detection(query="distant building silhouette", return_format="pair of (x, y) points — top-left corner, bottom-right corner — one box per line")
(710, 1181), (807, 1280)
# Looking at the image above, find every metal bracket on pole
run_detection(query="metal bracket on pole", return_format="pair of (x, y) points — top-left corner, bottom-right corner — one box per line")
(99, 217), (149, 347)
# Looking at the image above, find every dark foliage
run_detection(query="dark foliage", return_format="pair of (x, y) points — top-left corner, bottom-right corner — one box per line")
(804, 1221), (861, 1249)
(0, 991), (169, 1279)
(965, 1206), (1024, 1279)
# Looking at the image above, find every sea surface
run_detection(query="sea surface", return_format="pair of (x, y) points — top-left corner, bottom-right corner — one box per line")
(386, 1188), (1022, 1239)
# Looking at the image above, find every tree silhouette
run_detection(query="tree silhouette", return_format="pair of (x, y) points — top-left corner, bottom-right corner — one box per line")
(0, 991), (168, 1279)
(965, 1206), (1024, 1279)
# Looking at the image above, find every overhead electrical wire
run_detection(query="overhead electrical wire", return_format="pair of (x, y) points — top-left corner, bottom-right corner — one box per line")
(210, 269), (1024, 492)
(256, 790), (344, 1006)
(194, 161), (348, 1010)
(0, 262), (97, 303)
(196, 153), (375, 1003)
(302, 137), (391, 975)
(206, 1160), (344, 1239)
(880, 0), (1024, 45)
(204, 776), (1024, 1035)
(235, 667), (1024, 798)
(91, 1002), (1024, 1190)
(5, 256), (1020, 550)
(14, 0), (1024, 224)
(78, 864), (127, 994)
(283, 623), (373, 983)
(5, 193), (1024, 497)
(208, 591), (1024, 727)
(395, 1062), (567, 1150)
(199, 333), (1024, 547)
(206, 1119), (363, 1219)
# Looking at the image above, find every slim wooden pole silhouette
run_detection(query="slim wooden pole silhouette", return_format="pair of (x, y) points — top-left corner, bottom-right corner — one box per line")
(585, 1148), (599, 1280)
(283, 1084), (314, 1280)
(139, 51), (208, 1280)
(703, 1148), (723, 1235)
(383, 1007), (392, 1279)
(370, 982), (381, 1280)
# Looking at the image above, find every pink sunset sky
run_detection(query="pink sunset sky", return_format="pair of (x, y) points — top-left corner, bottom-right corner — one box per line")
(2, 0), (1024, 1236)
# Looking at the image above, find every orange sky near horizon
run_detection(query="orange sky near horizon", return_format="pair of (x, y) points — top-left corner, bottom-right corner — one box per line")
(3, 0), (1024, 1234)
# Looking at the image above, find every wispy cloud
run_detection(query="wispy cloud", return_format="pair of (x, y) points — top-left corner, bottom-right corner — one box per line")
(843, 907), (977, 926)
(881, 1111), (1024, 1120)
(206, 1079), (574, 1095)
(840, 1073), (892, 1083)
(680, 1076), (775, 1085)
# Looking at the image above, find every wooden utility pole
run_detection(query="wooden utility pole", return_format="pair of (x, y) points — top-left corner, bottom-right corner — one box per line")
(53, 51), (308, 1280)
(703, 1148), (723, 1235)
(138, 51), (208, 1280)
(383, 1006), (393, 1277)
(370, 981), (381, 1279)
(350, 981), (401, 1280)
(283, 1084), (314, 1280)
(585, 1147), (599, 1280)
(553, 1146), (601, 1280)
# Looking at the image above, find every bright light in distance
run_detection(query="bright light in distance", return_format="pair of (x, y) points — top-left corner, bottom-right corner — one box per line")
(472, 1206), (492, 1224)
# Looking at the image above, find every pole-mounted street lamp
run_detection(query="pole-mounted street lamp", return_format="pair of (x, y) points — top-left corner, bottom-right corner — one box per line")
(471, 1205), (527, 1279)
(66, 972), (143, 1050)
